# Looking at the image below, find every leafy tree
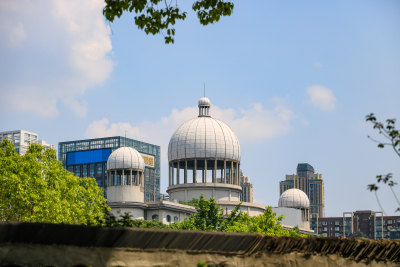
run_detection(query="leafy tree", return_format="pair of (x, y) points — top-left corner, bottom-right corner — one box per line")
(179, 198), (199, 207)
(103, 0), (234, 44)
(106, 212), (167, 228)
(366, 113), (400, 212)
(0, 140), (109, 225)
(170, 195), (306, 237)
(226, 206), (307, 237)
(169, 194), (242, 231)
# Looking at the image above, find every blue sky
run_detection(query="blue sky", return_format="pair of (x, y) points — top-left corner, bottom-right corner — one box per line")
(1, 0), (399, 216)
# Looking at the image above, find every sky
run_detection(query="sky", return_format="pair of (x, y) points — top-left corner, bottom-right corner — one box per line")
(1, 0), (399, 217)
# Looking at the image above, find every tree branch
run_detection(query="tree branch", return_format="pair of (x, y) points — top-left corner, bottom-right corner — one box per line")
(390, 186), (400, 210)
(374, 191), (387, 216)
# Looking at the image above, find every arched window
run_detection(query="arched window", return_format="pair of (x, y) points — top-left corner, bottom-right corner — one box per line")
(166, 215), (171, 223)
(152, 214), (159, 220)
(174, 216), (179, 222)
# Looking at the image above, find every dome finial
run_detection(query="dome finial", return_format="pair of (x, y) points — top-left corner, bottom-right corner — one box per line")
(198, 97), (210, 117)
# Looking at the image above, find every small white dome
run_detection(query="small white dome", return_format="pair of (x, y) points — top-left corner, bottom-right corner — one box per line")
(278, 188), (310, 209)
(198, 97), (211, 107)
(107, 147), (145, 171)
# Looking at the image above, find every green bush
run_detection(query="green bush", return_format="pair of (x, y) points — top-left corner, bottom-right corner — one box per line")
(105, 212), (167, 228)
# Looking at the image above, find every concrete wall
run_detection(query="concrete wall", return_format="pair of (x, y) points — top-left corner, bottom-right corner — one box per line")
(1, 222), (400, 266)
(168, 183), (242, 202)
(107, 185), (144, 203)
(273, 206), (309, 229)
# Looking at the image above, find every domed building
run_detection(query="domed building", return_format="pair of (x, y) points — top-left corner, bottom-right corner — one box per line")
(273, 188), (311, 231)
(106, 147), (147, 218)
(106, 146), (196, 223)
(167, 97), (265, 216)
(105, 97), (265, 222)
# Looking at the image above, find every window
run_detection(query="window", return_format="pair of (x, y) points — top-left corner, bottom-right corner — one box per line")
(74, 165), (81, 177)
(321, 221), (327, 225)
(335, 221), (340, 226)
(174, 216), (179, 222)
(76, 141), (89, 151)
(166, 215), (171, 223)
(89, 164), (95, 177)
(152, 214), (159, 220)
(90, 140), (104, 149)
(110, 173), (115, 186)
(335, 227), (340, 231)
(83, 165), (88, 177)
(96, 164), (102, 178)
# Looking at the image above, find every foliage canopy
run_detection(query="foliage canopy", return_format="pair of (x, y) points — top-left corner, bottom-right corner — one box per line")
(0, 140), (109, 225)
(226, 207), (306, 237)
(170, 195), (307, 237)
(103, 0), (234, 44)
(170, 194), (242, 231)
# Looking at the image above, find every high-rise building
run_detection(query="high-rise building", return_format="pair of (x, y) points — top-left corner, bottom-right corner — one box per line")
(279, 163), (325, 221)
(58, 136), (160, 202)
(316, 210), (400, 240)
(0, 130), (54, 155)
(240, 176), (253, 203)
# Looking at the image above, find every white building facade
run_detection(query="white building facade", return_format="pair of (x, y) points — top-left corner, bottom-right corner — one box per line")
(0, 130), (54, 155)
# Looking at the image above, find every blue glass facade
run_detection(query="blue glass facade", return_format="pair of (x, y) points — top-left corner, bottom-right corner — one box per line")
(58, 136), (160, 202)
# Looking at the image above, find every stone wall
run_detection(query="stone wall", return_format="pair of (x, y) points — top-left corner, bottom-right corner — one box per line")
(0, 222), (399, 266)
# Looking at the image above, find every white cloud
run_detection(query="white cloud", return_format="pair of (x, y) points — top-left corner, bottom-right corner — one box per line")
(0, 22), (26, 47)
(0, 0), (113, 117)
(312, 61), (323, 68)
(63, 98), (88, 118)
(307, 85), (336, 111)
(85, 103), (294, 144)
(85, 118), (144, 140)
(85, 103), (294, 170)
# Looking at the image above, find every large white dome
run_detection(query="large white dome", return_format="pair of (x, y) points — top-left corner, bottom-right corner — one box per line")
(107, 147), (145, 171)
(168, 98), (241, 162)
(278, 188), (310, 209)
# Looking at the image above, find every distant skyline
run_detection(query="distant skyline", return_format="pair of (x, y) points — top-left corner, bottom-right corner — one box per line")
(0, 0), (399, 216)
